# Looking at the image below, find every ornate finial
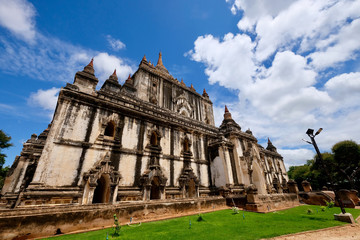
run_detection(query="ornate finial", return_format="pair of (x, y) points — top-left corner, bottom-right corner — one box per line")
(224, 105), (232, 120)
(149, 60), (152, 65)
(267, 138), (277, 152)
(125, 74), (133, 84)
(157, 52), (163, 66)
(109, 69), (118, 82)
(83, 58), (95, 75)
(190, 84), (195, 91)
(180, 78), (186, 86)
(246, 128), (253, 135)
(203, 88), (209, 98)
(88, 58), (94, 67)
(142, 55), (147, 62)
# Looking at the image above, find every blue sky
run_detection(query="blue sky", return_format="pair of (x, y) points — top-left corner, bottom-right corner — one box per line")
(1, 0), (360, 169)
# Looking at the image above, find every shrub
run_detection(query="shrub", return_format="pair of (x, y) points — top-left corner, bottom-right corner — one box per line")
(113, 214), (121, 237)
(197, 214), (204, 222)
(232, 207), (239, 214)
(307, 209), (313, 214)
(320, 206), (326, 212)
(326, 201), (335, 208)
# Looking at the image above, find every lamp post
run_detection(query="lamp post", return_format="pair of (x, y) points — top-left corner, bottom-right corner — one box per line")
(305, 128), (346, 214)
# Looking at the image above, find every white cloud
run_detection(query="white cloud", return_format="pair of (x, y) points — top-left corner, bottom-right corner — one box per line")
(188, 33), (256, 89)
(106, 35), (126, 51)
(189, 0), (360, 167)
(278, 148), (315, 169)
(94, 52), (134, 83)
(309, 18), (360, 69)
(0, 34), (135, 85)
(229, 0), (296, 31)
(28, 87), (60, 111)
(0, 0), (36, 41)
(229, 0), (360, 62)
(244, 51), (331, 121)
(324, 72), (360, 111)
(0, 34), (92, 82)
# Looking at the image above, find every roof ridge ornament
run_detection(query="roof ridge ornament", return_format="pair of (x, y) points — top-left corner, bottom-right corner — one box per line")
(83, 58), (95, 75)
(203, 88), (209, 98)
(156, 52), (164, 67)
(224, 105), (232, 120)
(108, 69), (118, 82)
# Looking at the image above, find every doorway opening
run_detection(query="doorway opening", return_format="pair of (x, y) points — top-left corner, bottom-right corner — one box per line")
(187, 178), (196, 198)
(92, 174), (110, 204)
(150, 176), (161, 200)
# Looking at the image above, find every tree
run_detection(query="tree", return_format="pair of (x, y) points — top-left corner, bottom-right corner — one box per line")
(287, 160), (312, 190)
(332, 140), (360, 189)
(0, 130), (13, 189)
(288, 140), (360, 192)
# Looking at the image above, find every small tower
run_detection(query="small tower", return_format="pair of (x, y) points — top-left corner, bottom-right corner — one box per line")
(224, 105), (232, 120)
(266, 138), (277, 152)
(155, 52), (169, 73)
(109, 69), (118, 82)
(219, 105), (241, 134)
(100, 69), (121, 93)
(73, 58), (99, 94)
(202, 89), (209, 98)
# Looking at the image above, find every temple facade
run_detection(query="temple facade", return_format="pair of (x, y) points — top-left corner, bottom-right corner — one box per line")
(1, 53), (289, 208)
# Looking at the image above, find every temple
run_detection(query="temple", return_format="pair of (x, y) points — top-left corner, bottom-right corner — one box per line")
(1, 53), (295, 210)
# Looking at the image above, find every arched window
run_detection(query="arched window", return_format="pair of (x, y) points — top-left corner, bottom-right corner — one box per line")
(150, 131), (158, 146)
(104, 121), (115, 137)
(184, 138), (189, 152)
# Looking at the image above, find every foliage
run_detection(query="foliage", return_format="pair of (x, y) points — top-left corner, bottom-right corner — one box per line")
(287, 140), (360, 191)
(196, 214), (204, 222)
(320, 206), (326, 212)
(325, 201), (334, 208)
(232, 206), (239, 214)
(0, 130), (12, 190)
(0, 130), (12, 168)
(43, 206), (360, 240)
(331, 140), (360, 189)
(307, 208), (313, 214)
(112, 214), (121, 237)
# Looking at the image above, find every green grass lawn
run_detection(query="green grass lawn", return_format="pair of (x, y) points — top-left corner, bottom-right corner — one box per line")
(45, 205), (360, 240)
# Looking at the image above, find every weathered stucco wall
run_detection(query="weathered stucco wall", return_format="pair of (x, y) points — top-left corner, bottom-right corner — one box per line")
(0, 197), (226, 240)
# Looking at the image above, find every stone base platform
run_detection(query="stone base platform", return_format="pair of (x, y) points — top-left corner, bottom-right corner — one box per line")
(0, 197), (226, 240)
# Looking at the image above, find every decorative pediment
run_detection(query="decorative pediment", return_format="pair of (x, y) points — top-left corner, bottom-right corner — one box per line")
(83, 152), (121, 187)
(174, 94), (193, 117)
(140, 168), (167, 187)
(179, 168), (199, 187)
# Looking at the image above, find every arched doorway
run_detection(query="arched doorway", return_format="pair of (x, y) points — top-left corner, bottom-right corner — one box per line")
(92, 174), (110, 204)
(104, 121), (115, 137)
(187, 179), (196, 198)
(150, 176), (161, 200)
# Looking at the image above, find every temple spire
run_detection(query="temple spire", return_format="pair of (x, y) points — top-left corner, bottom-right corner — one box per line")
(202, 88), (209, 98)
(224, 105), (232, 120)
(83, 58), (95, 75)
(267, 138), (277, 152)
(125, 74), (133, 84)
(142, 55), (147, 62)
(88, 58), (94, 67)
(156, 52), (164, 67)
(108, 69), (118, 82)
